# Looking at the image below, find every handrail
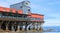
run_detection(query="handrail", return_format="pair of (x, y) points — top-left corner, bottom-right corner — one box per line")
(0, 16), (31, 21)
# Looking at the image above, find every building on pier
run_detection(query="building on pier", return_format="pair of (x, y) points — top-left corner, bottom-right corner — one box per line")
(0, 0), (44, 32)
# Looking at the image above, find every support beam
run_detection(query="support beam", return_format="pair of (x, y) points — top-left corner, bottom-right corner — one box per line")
(5, 21), (10, 31)
(1, 21), (6, 30)
(28, 26), (31, 30)
(0, 21), (3, 31)
(17, 22), (20, 31)
(11, 24), (14, 31)
(13, 22), (17, 31)
(20, 22), (23, 31)
(17, 25), (20, 31)
(25, 22), (29, 31)
(39, 22), (44, 32)
(11, 22), (14, 31)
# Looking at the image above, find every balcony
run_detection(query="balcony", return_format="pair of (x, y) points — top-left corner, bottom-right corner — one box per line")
(30, 18), (44, 23)
(0, 16), (31, 21)
(31, 18), (43, 21)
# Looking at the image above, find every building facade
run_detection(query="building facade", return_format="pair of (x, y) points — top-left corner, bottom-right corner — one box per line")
(0, 0), (44, 32)
(10, 1), (30, 14)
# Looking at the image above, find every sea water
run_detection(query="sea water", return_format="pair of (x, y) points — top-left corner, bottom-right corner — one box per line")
(43, 32), (60, 33)
(23, 26), (60, 33)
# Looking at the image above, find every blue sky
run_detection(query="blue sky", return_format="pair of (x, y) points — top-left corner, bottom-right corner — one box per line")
(0, 0), (60, 26)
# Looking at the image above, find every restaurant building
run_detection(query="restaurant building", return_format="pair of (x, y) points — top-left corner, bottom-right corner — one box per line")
(0, 0), (44, 32)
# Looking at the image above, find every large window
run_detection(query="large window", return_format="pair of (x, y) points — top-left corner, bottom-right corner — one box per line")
(31, 18), (43, 21)
(0, 12), (2, 16)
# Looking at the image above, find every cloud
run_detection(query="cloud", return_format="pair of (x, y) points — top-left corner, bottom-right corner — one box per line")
(30, 1), (60, 26)
(43, 19), (60, 26)
(5, 0), (24, 4)
(0, 0), (24, 7)
(48, 1), (60, 5)
(44, 13), (60, 26)
(0, 1), (9, 7)
(30, 3), (52, 14)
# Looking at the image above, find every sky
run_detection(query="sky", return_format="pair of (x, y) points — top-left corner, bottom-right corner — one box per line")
(0, 0), (60, 26)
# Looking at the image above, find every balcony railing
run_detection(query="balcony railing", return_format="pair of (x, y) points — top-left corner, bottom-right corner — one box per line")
(30, 18), (44, 21)
(0, 15), (31, 21)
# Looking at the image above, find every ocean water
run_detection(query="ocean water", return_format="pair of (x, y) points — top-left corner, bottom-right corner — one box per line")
(21, 26), (60, 33)
(43, 32), (60, 33)
(42, 26), (60, 33)
(43, 26), (60, 32)
(23, 26), (60, 33)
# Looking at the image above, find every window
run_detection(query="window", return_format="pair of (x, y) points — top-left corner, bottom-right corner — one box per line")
(25, 2), (29, 5)
(20, 6), (23, 8)
(0, 12), (2, 17)
(15, 11), (18, 17)
(37, 18), (40, 20)
(26, 3), (28, 5)
(28, 9), (30, 11)
(31, 18), (36, 20)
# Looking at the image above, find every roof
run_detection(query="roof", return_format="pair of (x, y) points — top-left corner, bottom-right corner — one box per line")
(0, 6), (23, 14)
(28, 13), (44, 18)
(10, 1), (30, 6)
(0, 6), (44, 19)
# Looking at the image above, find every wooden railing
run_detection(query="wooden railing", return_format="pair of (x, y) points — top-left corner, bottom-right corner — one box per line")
(0, 16), (31, 21)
